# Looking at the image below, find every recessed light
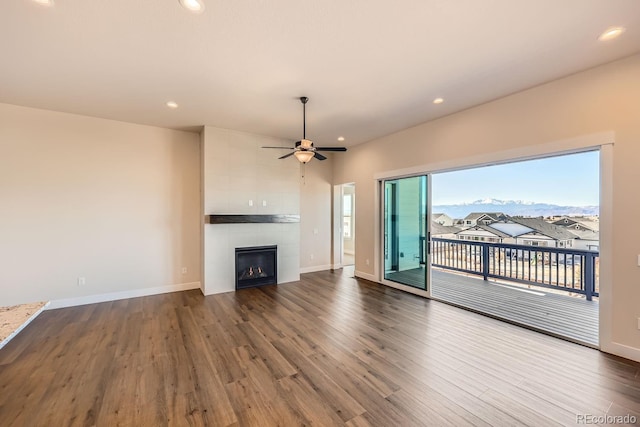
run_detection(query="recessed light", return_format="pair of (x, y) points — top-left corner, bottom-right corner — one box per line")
(433, 97), (444, 104)
(179, 0), (205, 13)
(337, 136), (345, 142)
(598, 26), (625, 41)
(32, 0), (54, 6)
(166, 101), (179, 109)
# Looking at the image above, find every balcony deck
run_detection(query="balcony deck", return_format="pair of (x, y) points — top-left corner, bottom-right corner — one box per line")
(385, 267), (599, 346)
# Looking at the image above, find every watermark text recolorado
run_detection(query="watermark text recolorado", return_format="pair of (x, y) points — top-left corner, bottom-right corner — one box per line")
(576, 414), (636, 424)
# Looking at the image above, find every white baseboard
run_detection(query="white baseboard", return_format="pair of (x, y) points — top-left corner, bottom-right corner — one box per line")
(300, 264), (332, 274)
(0, 302), (50, 350)
(47, 282), (201, 310)
(354, 270), (377, 282)
(601, 341), (640, 363)
(331, 263), (343, 270)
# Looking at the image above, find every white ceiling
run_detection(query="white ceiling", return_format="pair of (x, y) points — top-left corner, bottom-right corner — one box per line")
(1, 0), (639, 146)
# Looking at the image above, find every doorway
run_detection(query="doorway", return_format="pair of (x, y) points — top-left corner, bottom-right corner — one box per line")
(428, 150), (600, 346)
(341, 183), (355, 266)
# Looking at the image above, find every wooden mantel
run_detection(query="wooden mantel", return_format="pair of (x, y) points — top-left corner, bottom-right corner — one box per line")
(206, 214), (300, 224)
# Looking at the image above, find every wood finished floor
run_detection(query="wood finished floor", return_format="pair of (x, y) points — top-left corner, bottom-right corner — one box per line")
(1, 269), (639, 426)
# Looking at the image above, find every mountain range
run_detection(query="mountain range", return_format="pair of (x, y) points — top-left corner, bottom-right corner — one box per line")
(433, 199), (599, 219)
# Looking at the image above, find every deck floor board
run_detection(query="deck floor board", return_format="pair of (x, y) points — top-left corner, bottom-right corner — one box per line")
(385, 268), (599, 346)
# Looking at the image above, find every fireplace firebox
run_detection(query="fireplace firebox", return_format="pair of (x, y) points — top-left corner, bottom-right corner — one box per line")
(235, 245), (277, 290)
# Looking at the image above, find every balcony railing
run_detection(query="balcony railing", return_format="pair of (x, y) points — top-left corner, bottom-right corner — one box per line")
(430, 238), (599, 301)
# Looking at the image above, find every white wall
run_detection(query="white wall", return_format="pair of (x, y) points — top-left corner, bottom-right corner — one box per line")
(333, 54), (640, 359)
(300, 157), (333, 273)
(202, 126), (301, 294)
(0, 103), (201, 307)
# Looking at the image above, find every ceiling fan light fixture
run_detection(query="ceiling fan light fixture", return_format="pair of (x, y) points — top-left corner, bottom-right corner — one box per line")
(262, 96), (346, 162)
(294, 151), (315, 163)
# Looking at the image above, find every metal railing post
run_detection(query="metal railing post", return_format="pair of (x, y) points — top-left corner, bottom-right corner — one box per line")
(584, 253), (594, 302)
(482, 244), (489, 281)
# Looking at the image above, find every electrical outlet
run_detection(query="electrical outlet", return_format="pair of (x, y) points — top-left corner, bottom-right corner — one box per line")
(313, 228), (318, 235)
(310, 254), (314, 260)
(262, 200), (267, 207)
(248, 200), (253, 206)
(637, 318), (640, 330)
(181, 267), (188, 274)
(77, 277), (86, 286)
(366, 259), (370, 266)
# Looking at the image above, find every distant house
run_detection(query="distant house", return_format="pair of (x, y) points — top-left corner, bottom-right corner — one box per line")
(431, 213), (454, 227)
(430, 221), (459, 239)
(570, 229), (600, 251)
(454, 217), (599, 251)
(456, 224), (512, 243)
(462, 212), (506, 227)
(510, 217), (578, 248)
(488, 222), (534, 241)
(552, 216), (599, 233)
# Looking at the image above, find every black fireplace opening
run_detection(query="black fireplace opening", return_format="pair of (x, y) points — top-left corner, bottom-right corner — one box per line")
(235, 245), (277, 290)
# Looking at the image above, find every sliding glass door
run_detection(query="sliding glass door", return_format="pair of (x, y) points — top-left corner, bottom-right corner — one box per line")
(383, 175), (429, 290)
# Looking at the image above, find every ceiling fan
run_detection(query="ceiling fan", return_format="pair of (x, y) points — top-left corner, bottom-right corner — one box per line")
(262, 97), (347, 163)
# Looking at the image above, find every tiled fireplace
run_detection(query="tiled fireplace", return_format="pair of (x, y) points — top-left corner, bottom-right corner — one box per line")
(202, 126), (301, 295)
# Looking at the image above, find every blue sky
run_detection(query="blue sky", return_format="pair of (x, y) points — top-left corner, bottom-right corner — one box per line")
(432, 151), (600, 206)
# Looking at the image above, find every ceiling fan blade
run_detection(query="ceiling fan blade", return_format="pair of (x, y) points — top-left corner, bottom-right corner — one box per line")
(262, 146), (294, 150)
(315, 147), (347, 152)
(278, 152), (295, 159)
(314, 152), (327, 161)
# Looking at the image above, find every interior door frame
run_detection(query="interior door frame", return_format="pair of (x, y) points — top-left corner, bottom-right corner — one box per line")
(332, 184), (344, 269)
(332, 182), (356, 270)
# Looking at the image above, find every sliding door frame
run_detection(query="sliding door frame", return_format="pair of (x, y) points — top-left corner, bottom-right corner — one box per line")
(372, 131), (614, 351)
(378, 174), (432, 298)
